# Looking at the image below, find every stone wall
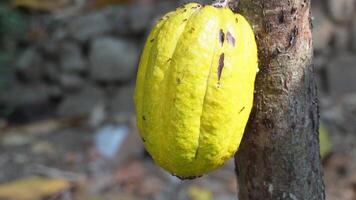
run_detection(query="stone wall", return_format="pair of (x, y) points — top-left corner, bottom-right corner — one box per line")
(0, 1), (177, 123)
(0, 0), (356, 125)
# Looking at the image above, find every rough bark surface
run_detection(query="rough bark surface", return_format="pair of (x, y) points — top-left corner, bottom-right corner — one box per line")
(228, 0), (325, 199)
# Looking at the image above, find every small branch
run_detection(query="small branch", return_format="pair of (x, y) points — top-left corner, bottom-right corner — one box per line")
(28, 164), (84, 182)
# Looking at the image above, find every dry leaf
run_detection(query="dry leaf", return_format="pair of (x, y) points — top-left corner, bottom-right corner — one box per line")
(0, 176), (70, 200)
(188, 186), (212, 200)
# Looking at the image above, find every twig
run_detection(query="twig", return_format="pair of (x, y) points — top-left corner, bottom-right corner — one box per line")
(28, 164), (84, 182)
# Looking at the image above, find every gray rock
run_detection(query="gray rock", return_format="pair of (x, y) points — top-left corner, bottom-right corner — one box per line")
(107, 85), (135, 115)
(52, 28), (68, 41)
(0, 83), (51, 107)
(332, 25), (351, 51)
(40, 29), (67, 55)
(57, 85), (105, 117)
(326, 54), (356, 97)
(59, 42), (86, 73)
(342, 94), (356, 119)
(128, 4), (154, 33)
(323, 94), (356, 138)
(59, 73), (85, 91)
(106, 6), (130, 35)
(47, 85), (63, 99)
(326, 0), (355, 23)
(16, 47), (43, 81)
(312, 6), (334, 53)
(352, 17), (356, 52)
(67, 10), (113, 42)
(89, 37), (138, 82)
(341, 94), (356, 133)
(315, 70), (327, 96)
(43, 61), (60, 83)
(112, 1), (176, 35)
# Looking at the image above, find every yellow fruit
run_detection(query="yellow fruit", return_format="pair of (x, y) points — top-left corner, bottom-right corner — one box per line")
(134, 2), (258, 178)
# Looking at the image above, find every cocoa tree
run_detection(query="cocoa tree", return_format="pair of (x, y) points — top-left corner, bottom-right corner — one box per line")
(215, 0), (325, 199)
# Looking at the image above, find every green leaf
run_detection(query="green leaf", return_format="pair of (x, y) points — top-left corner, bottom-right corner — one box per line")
(0, 3), (28, 41)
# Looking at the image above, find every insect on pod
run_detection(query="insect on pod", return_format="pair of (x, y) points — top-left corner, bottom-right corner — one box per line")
(134, 2), (258, 179)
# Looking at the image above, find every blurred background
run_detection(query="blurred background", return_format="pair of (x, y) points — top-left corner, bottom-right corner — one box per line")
(0, 0), (355, 199)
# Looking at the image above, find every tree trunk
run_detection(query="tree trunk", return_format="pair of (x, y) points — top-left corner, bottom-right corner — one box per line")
(229, 0), (325, 199)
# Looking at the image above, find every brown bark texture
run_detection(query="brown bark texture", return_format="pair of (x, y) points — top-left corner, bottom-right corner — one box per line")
(228, 0), (325, 199)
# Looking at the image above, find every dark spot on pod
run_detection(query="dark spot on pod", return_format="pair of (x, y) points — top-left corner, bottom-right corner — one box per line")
(142, 138), (146, 142)
(239, 107), (245, 113)
(192, 4), (202, 9)
(173, 174), (202, 180)
(176, 78), (181, 84)
(167, 58), (172, 63)
(219, 29), (225, 46)
(150, 39), (155, 43)
(189, 27), (195, 33)
(142, 115), (146, 120)
(226, 31), (236, 46)
(183, 19), (188, 22)
(217, 53), (225, 81)
(235, 18), (239, 23)
(183, 9), (187, 12)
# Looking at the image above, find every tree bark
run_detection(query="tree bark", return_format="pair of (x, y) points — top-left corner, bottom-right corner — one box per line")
(229, 0), (325, 199)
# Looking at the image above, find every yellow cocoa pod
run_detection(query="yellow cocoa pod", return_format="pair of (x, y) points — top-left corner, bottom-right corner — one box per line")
(134, 2), (258, 179)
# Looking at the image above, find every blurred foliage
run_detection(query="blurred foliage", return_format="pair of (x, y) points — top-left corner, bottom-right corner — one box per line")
(188, 186), (212, 200)
(0, 52), (14, 90)
(320, 123), (331, 159)
(11, 0), (71, 12)
(0, 1), (27, 42)
(0, 1), (27, 90)
(0, 51), (15, 118)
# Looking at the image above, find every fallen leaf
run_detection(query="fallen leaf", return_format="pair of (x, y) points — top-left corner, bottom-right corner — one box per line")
(115, 159), (146, 194)
(188, 186), (212, 200)
(31, 141), (55, 155)
(115, 159), (146, 185)
(139, 176), (164, 196)
(1, 133), (33, 146)
(0, 176), (70, 200)
(1, 118), (64, 136)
